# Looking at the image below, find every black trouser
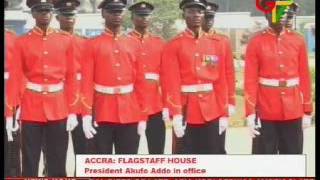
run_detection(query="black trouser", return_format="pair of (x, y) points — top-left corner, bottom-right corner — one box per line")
(252, 119), (303, 154)
(4, 119), (21, 177)
(172, 132), (187, 154)
(21, 120), (68, 177)
(146, 112), (166, 154)
(95, 122), (139, 154)
(71, 114), (88, 154)
(185, 119), (221, 154)
(41, 135), (48, 176)
(218, 131), (227, 154)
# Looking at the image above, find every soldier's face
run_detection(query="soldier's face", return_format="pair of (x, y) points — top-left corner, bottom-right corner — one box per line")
(183, 6), (205, 28)
(57, 14), (76, 30)
(132, 14), (151, 29)
(102, 9), (125, 26)
(202, 15), (214, 32)
(32, 9), (53, 26)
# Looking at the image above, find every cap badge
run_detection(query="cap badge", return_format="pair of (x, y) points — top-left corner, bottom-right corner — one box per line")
(66, 2), (72, 6)
(141, 3), (146, 8)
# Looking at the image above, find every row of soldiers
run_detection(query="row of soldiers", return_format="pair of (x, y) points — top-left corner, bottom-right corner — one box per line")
(4, 0), (313, 177)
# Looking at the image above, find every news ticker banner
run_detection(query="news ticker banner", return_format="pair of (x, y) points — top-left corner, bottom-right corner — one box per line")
(76, 155), (306, 177)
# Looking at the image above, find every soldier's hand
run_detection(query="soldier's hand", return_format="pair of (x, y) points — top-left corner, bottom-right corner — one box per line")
(228, 104), (236, 116)
(6, 116), (19, 142)
(172, 115), (186, 138)
(82, 115), (97, 139)
(162, 108), (170, 122)
(66, 114), (78, 131)
(246, 114), (261, 138)
(137, 121), (147, 137)
(302, 114), (312, 129)
(219, 116), (229, 135)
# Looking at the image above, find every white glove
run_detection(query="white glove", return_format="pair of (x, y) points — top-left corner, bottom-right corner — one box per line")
(15, 107), (21, 120)
(6, 116), (19, 142)
(246, 114), (261, 138)
(219, 116), (229, 135)
(172, 115), (186, 138)
(162, 108), (170, 122)
(82, 115), (97, 139)
(137, 121), (147, 137)
(302, 114), (312, 129)
(228, 104), (236, 116)
(66, 114), (78, 131)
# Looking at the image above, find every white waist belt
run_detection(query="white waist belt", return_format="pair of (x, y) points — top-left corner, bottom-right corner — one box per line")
(4, 71), (9, 80)
(181, 83), (213, 93)
(26, 81), (64, 93)
(94, 83), (134, 94)
(145, 73), (159, 81)
(259, 77), (299, 87)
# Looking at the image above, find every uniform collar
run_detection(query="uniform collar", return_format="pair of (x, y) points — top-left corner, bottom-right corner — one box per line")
(207, 29), (216, 35)
(265, 27), (287, 36)
(104, 27), (123, 38)
(130, 30), (150, 39)
(184, 28), (205, 39)
(32, 26), (56, 36)
(59, 29), (74, 35)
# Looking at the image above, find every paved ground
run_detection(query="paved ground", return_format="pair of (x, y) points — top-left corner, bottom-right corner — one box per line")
(37, 126), (315, 177)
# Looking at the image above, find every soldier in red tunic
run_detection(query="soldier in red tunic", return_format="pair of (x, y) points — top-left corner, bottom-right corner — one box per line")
(7, 0), (79, 176)
(81, 0), (147, 154)
(161, 0), (233, 154)
(245, 0), (313, 154)
(127, 1), (167, 154)
(4, 0), (21, 176)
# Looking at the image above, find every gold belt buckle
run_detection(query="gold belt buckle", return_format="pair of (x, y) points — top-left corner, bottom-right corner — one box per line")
(42, 85), (49, 94)
(279, 80), (287, 87)
(114, 87), (121, 94)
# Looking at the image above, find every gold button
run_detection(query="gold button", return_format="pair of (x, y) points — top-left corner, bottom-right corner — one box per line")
(281, 92), (285, 95)
(115, 63), (120, 67)
(114, 50), (119, 53)
(44, 65), (48, 68)
(115, 38), (118, 41)
(117, 77), (122, 80)
(278, 51), (283, 54)
(141, 53), (146, 56)
(43, 92), (48, 95)
(279, 64), (284, 68)
(141, 40), (145, 43)
(198, 94), (203, 98)
(195, 40), (199, 44)
(43, 51), (48, 55)
(43, 38), (47, 41)
(195, 53), (199, 57)
(196, 67), (200, 71)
